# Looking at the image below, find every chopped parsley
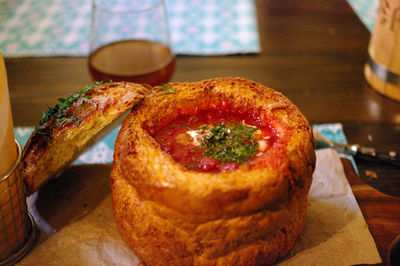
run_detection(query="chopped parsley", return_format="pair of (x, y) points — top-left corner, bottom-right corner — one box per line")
(197, 124), (208, 134)
(35, 81), (108, 139)
(198, 122), (260, 164)
(155, 83), (177, 95)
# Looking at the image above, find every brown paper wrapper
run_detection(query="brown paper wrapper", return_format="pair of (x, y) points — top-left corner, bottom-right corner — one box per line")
(16, 149), (381, 265)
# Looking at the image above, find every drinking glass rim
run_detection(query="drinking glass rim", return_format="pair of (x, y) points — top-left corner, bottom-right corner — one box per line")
(93, 0), (165, 14)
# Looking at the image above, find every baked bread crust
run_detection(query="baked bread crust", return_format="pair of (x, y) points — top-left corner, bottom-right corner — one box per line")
(22, 81), (150, 195)
(111, 77), (316, 265)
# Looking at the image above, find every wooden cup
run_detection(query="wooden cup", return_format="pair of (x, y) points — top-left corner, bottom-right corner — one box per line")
(364, 0), (400, 101)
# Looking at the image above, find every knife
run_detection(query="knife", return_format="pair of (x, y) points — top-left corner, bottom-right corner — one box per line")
(313, 130), (400, 167)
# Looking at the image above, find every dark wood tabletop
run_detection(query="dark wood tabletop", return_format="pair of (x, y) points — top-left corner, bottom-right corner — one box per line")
(4, 0), (400, 265)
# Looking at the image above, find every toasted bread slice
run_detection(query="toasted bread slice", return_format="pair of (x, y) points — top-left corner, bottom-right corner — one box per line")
(22, 81), (150, 195)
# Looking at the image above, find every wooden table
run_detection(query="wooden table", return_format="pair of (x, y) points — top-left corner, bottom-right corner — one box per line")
(4, 0), (400, 264)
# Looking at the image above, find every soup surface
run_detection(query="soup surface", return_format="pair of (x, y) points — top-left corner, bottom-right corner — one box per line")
(151, 107), (278, 172)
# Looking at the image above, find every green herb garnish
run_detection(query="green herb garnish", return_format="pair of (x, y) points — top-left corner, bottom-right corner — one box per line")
(199, 122), (259, 164)
(155, 83), (177, 95)
(35, 81), (108, 139)
(197, 124), (208, 134)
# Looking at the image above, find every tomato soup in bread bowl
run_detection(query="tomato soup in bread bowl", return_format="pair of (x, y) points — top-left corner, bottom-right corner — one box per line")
(110, 77), (316, 265)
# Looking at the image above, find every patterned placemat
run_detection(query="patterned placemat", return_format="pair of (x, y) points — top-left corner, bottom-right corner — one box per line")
(346, 0), (379, 32)
(0, 0), (260, 57)
(313, 123), (358, 174)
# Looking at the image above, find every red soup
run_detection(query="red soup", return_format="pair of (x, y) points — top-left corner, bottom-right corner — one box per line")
(151, 107), (278, 172)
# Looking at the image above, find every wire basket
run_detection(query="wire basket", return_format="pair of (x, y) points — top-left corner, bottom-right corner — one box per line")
(0, 140), (36, 265)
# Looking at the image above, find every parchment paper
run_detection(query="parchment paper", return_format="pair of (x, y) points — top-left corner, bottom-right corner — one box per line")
(17, 148), (381, 265)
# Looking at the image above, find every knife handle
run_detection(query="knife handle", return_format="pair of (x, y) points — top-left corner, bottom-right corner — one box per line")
(376, 151), (400, 167)
(356, 150), (400, 167)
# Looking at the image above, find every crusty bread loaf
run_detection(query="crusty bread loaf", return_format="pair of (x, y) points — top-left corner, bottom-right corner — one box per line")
(22, 81), (150, 195)
(111, 77), (316, 265)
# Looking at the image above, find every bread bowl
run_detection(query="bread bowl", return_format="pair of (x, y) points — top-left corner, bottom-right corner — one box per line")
(111, 77), (316, 265)
(22, 81), (150, 195)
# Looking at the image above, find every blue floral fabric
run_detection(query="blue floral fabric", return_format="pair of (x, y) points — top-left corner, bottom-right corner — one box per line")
(347, 0), (378, 32)
(0, 0), (260, 57)
(313, 123), (358, 174)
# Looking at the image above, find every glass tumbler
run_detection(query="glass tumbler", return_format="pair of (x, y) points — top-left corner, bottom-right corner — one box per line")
(88, 0), (175, 86)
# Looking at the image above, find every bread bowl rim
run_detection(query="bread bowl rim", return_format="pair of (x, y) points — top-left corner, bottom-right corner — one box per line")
(112, 77), (315, 220)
